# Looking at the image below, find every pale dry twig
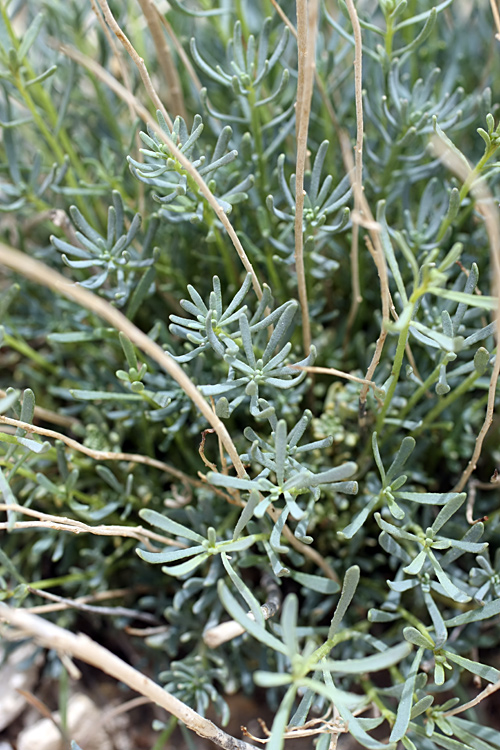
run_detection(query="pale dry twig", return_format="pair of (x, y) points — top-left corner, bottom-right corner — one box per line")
(0, 603), (256, 750)
(0, 502), (179, 550)
(344, 0), (365, 338)
(294, 0), (319, 355)
(430, 138), (500, 492)
(94, 0), (173, 129)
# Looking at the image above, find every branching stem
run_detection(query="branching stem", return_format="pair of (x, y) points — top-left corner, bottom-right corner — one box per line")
(0, 414), (203, 488)
(0, 502), (181, 550)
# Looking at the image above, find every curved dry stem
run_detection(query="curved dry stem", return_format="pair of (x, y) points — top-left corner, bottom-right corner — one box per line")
(0, 413), (204, 489)
(0, 603), (256, 750)
(90, 0), (146, 212)
(444, 677), (500, 717)
(90, 0), (136, 120)
(271, 0), (297, 36)
(23, 588), (151, 617)
(309, 58), (390, 415)
(357, 235), (390, 416)
(343, 0), (364, 340)
(290, 364), (377, 390)
(26, 587), (158, 623)
(0, 502), (179, 550)
(271, 1), (387, 392)
(57, 44), (263, 299)
(430, 138), (500, 492)
(94, 0), (174, 130)
(0, 243), (245, 476)
(294, 0), (319, 354)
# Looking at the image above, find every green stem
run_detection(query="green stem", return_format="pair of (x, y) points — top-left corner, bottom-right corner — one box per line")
(400, 361), (443, 419)
(12, 72), (89, 217)
(384, 16), (395, 59)
(309, 622), (371, 666)
(248, 88), (266, 194)
(0, 7), (87, 186)
(411, 368), (481, 437)
(14, 75), (67, 164)
(264, 247), (284, 297)
(436, 147), (498, 243)
(398, 605), (431, 637)
(380, 358), (447, 448)
(28, 572), (91, 589)
(361, 677), (394, 722)
(235, 0), (251, 41)
(151, 717), (178, 750)
(376, 299), (417, 431)
(0, 545), (26, 584)
(4, 332), (58, 374)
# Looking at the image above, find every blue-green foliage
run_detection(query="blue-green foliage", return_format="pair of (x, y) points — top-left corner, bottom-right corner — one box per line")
(0, 2), (500, 750)
(50, 191), (157, 305)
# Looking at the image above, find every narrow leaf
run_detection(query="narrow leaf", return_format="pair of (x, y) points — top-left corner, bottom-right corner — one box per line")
(323, 641), (412, 674)
(390, 648), (424, 742)
(446, 652), (500, 683)
(139, 508), (206, 544)
(218, 580), (288, 654)
(328, 566), (360, 639)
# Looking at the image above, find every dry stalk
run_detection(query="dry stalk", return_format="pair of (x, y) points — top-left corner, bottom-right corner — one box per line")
(0, 502), (180, 550)
(90, 0), (136, 123)
(490, 0), (500, 40)
(343, 0), (364, 339)
(0, 414), (205, 489)
(26, 587), (158, 623)
(270, 0), (297, 36)
(321, 109), (390, 419)
(156, 9), (203, 95)
(136, 0), (188, 121)
(290, 364), (377, 390)
(94, 0), (173, 130)
(429, 138), (500, 492)
(56, 44), (263, 299)
(0, 603), (257, 750)
(357, 233), (390, 412)
(270, 0), (391, 410)
(444, 678), (500, 717)
(295, 0), (319, 355)
(22, 587), (149, 616)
